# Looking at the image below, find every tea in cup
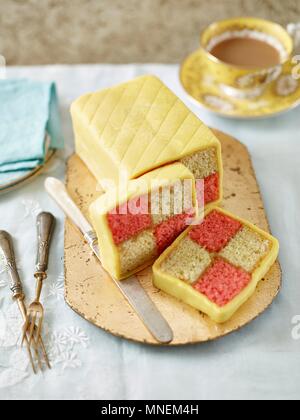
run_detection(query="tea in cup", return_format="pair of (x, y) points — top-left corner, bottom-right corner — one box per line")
(200, 17), (294, 98)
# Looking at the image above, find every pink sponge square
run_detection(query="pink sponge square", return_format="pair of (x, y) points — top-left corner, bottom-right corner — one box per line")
(194, 258), (251, 307)
(189, 210), (242, 252)
(204, 173), (219, 204)
(107, 196), (152, 245)
(196, 173), (219, 207)
(154, 213), (191, 254)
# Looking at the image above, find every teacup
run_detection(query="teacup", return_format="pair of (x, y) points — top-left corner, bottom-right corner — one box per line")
(200, 17), (296, 99)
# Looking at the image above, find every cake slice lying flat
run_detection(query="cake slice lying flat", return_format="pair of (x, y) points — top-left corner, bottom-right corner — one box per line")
(71, 75), (223, 207)
(153, 207), (279, 323)
(89, 163), (198, 280)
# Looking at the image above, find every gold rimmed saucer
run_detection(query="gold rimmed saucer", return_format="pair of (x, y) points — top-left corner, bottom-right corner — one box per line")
(180, 49), (300, 119)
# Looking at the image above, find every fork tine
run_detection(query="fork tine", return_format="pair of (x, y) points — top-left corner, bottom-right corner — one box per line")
(24, 308), (50, 371)
(23, 334), (37, 374)
(35, 315), (43, 348)
(22, 319), (42, 374)
(32, 338), (43, 372)
(28, 312), (37, 345)
(21, 317), (30, 346)
(25, 321), (50, 372)
(38, 335), (51, 369)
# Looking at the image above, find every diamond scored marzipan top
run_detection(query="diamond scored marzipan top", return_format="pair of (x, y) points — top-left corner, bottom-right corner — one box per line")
(71, 75), (222, 183)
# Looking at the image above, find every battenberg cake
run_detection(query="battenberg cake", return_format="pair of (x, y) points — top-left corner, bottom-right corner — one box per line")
(71, 75), (223, 207)
(89, 163), (198, 280)
(153, 208), (279, 323)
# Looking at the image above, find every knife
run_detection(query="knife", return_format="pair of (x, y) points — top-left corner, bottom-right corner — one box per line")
(45, 177), (173, 344)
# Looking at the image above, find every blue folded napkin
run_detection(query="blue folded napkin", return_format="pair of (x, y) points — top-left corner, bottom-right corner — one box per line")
(0, 79), (64, 185)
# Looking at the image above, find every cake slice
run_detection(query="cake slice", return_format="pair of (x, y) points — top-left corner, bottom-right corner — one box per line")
(89, 163), (198, 280)
(71, 75), (223, 207)
(153, 207), (279, 323)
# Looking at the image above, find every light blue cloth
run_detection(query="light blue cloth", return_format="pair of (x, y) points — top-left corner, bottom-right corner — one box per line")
(0, 79), (64, 184)
(0, 64), (300, 400)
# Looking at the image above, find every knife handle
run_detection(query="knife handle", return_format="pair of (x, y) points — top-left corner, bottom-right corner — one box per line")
(0, 231), (24, 300)
(45, 177), (93, 239)
(36, 212), (56, 275)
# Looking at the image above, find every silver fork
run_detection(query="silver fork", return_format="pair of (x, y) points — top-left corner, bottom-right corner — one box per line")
(22, 212), (55, 347)
(0, 231), (50, 373)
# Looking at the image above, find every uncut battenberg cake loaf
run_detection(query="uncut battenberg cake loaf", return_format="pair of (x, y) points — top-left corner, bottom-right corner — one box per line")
(153, 207), (279, 323)
(71, 75), (223, 207)
(90, 163), (198, 280)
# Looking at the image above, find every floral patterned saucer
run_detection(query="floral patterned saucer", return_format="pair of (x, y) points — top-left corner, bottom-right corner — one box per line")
(180, 49), (300, 119)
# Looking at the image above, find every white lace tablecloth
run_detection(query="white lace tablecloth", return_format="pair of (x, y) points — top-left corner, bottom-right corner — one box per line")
(0, 64), (300, 400)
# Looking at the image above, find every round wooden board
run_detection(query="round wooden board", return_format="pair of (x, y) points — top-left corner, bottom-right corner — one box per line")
(64, 130), (281, 345)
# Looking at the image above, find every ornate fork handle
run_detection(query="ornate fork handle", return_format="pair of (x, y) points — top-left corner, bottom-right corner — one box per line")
(0, 231), (24, 300)
(35, 212), (56, 276)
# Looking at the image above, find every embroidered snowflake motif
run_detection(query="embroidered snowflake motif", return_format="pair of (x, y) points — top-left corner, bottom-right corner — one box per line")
(46, 273), (65, 301)
(0, 294), (90, 384)
(276, 75), (298, 97)
(55, 352), (82, 370)
(22, 199), (43, 219)
(63, 327), (90, 349)
(48, 331), (70, 355)
(46, 327), (89, 372)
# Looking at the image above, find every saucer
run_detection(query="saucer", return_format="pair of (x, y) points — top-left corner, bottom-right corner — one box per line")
(180, 49), (300, 119)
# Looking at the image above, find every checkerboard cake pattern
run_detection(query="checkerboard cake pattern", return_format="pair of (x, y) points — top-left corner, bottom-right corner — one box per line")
(90, 163), (198, 280)
(153, 208), (279, 322)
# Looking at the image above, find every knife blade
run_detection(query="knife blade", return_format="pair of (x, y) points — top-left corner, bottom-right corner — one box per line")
(45, 177), (173, 344)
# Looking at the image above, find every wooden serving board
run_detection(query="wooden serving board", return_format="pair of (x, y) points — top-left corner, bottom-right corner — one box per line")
(64, 129), (281, 345)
